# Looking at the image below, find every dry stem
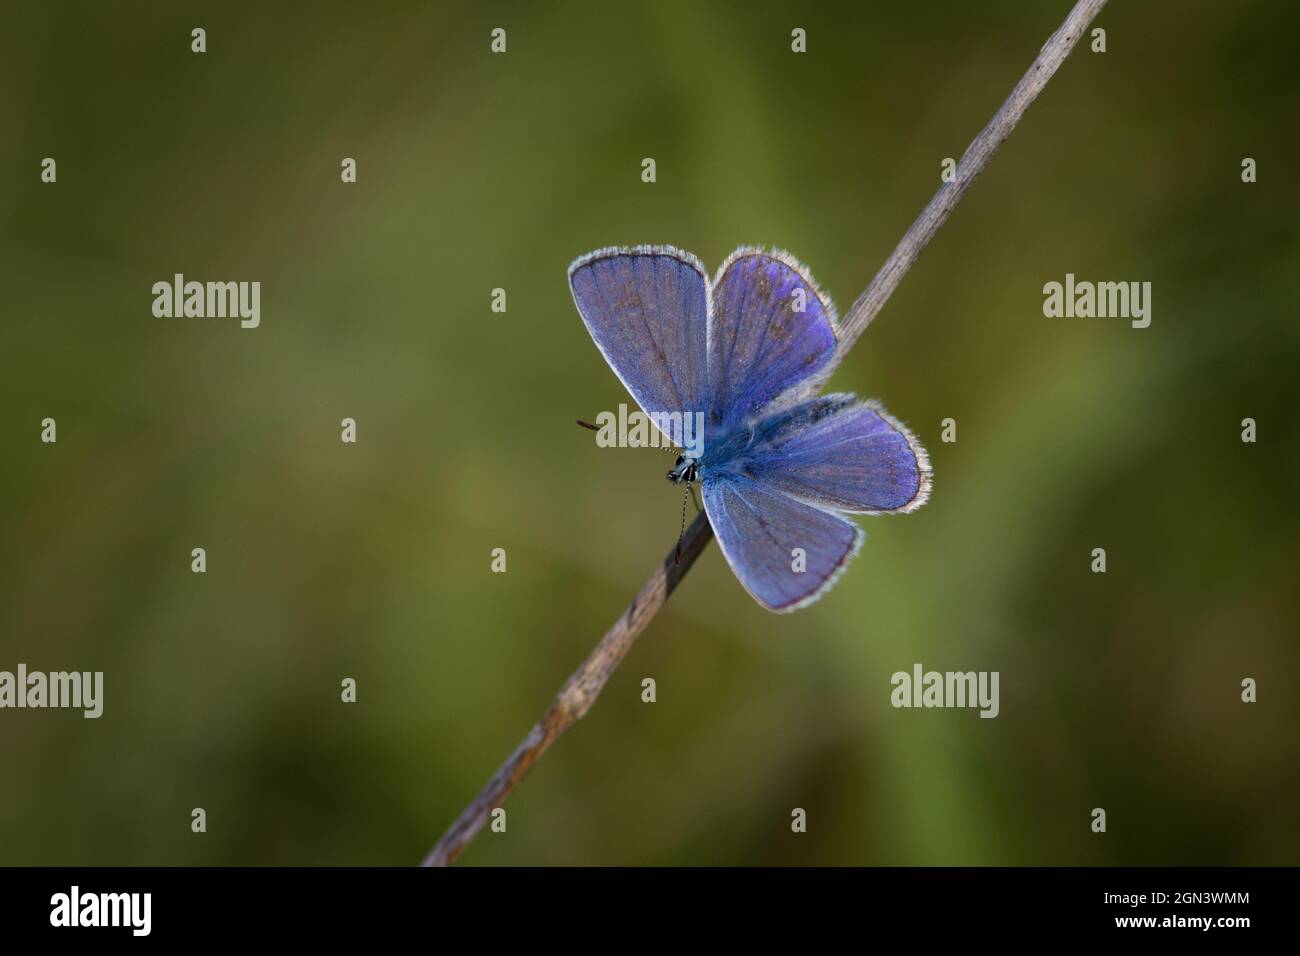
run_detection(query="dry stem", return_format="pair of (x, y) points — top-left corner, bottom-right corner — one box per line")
(422, 0), (1108, 867)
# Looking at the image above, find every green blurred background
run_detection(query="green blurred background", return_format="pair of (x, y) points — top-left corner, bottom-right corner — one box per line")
(1, 1), (1296, 865)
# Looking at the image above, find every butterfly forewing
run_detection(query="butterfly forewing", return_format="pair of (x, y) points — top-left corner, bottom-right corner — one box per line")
(707, 250), (837, 433)
(569, 247), (709, 436)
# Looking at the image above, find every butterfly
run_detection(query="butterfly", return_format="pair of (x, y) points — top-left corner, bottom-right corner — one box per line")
(569, 245), (931, 612)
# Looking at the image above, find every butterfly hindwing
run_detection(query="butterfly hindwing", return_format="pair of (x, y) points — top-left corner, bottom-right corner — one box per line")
(701, 474), (863, 612)
(732, 394), (931, 514)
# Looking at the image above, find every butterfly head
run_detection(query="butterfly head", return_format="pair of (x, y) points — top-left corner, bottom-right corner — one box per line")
(667, 455), (699, 484)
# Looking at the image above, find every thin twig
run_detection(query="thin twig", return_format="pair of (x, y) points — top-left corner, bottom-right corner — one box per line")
(422, 0), (1107, 867)
(422, 511), (714, 866)
(832, 0), (1108, 364)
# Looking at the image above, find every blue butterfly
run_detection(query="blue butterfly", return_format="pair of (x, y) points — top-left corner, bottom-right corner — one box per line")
(569, 245), (931, 612)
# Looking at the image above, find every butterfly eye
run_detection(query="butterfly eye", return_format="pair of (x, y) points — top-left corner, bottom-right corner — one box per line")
(675, 455), (685, 466)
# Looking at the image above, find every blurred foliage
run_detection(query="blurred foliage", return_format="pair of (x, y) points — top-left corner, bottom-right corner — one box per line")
(0, 1), (1296, 865)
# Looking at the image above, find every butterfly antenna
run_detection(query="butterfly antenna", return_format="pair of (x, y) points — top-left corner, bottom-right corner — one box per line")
(575, 419), (600, 431)
(675, 482), (692, 565)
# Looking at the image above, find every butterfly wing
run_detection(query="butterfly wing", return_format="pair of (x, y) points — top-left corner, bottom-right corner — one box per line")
(702, 474), (863, 612)
(569, 246), (709, 443)
(707, 249), (837, 434)
(736, 394), (932, 514)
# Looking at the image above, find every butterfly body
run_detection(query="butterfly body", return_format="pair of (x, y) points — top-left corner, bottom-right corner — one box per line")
(667, 454), (699, 484)
(571, 245), (931, 612)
